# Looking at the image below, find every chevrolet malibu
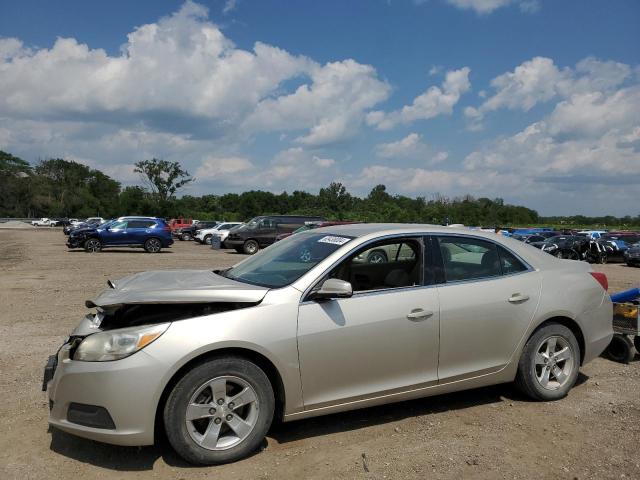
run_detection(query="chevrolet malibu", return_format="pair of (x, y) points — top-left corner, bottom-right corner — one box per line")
(44, 224), (613, 465)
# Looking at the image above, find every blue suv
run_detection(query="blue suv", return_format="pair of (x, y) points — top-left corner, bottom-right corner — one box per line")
(67, 216), (174, 253)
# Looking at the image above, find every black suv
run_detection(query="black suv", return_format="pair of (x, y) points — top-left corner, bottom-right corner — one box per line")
(225, 215), (324, 254)
(174, 221), (219, 241)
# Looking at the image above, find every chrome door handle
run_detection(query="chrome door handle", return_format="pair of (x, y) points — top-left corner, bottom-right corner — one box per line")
(508, 293), (530, 303)
(407, 309), (434, 320)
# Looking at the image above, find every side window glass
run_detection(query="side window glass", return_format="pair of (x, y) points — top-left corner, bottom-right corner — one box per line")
(497, 246), (528, 275)
(437, 237), (501, 282)
(330, 239), (422, 292)
(110, 220), (127, 230)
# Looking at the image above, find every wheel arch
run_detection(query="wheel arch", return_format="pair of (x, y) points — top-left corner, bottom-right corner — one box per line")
(154, 346), (287, 442)
(530, 316), (586, 365)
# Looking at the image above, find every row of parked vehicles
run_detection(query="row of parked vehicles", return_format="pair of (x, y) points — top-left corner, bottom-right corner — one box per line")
(508, 228), (640, 266)
(56, 215), (640, 264)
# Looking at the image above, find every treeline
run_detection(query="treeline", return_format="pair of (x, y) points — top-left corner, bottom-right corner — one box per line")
(2, 150), (638, 227)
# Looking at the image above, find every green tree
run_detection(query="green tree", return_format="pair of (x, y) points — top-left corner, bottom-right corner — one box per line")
(134, 158), (193, 214)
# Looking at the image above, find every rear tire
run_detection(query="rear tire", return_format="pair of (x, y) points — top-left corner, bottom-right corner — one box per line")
(163, 357), (274, 465)
(515, 323), (580, 401)
(144, 238), (162, 253)
(243, 240), (259, 255)
(181, 233), (192, 241)
(84, 238), (102, 253)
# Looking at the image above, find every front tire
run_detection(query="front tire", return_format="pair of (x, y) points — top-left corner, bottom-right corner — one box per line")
(204, 234), (213, 245)
(515, 323), (580, 401)
(243, 240), (259, 255)
(84, 238), (102, 253)
(144, 238), (162, 253)
(181, 233), (192, 241)
(367, 249), (388, 263)
(163, 357), (274, 465)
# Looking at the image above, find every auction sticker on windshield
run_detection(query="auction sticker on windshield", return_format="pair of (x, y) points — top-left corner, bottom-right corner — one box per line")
(318, 236), (351, 245)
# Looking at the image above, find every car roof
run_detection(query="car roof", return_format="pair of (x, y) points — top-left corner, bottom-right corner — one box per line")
(117, 216), (161, 221)
(308, 223), (489, 237)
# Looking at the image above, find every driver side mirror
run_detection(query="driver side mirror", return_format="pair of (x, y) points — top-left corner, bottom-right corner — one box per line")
(310, 278), (353, 301)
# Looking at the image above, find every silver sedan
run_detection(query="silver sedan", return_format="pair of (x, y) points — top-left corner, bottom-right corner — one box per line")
(44, 224), (613, 464)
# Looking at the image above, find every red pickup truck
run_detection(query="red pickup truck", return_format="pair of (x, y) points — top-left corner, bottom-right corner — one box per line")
(168, 218), (194, 232)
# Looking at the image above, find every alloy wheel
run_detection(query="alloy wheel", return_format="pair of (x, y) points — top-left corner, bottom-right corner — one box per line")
(146, 238), (161, 253)
(85, 239), (101, 253)
(185, 376), (259, 451)
(534, 335), (574, 390)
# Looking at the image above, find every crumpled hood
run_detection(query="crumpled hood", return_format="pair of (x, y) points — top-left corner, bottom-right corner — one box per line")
(87, 269), (269, 308)
(70, 226), (98, 236)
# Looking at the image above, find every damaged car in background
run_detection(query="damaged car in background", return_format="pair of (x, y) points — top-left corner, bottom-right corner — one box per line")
(44, 224), (613, 465)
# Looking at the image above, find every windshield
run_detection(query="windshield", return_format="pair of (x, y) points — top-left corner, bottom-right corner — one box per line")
(222, 232), (355, 288)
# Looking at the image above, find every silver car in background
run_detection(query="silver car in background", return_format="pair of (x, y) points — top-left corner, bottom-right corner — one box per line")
(44, 224), (613, 465)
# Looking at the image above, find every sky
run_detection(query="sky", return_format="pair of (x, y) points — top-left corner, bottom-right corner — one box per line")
(0, 0), (639, 216)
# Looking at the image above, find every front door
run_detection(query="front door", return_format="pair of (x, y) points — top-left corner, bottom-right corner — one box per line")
(101, 219), (129, 245)
(297, 237), (440, 410)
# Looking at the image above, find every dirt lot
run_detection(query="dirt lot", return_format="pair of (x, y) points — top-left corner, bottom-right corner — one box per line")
(0, 228), (639, 480)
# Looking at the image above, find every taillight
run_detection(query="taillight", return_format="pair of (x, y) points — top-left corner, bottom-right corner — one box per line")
(589, 272), (608, 291)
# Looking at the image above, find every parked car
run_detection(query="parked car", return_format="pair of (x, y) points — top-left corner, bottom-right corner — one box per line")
(168, 218), (195, 233)
(532, 235), (607, 263)
(44, 224), (612, 465)
(175, 221), (219, 241)
(195, 222), (243, 245)
(31, 218), (59, 227)
(224, 215), (325, 254)
(66, 216), (173, 253)
(624, 242), (640, 267)
(597, 235), (630, 263)
(63, 217), (106, 235)
(576, 230), (607, 240)
(275, 221), (361, 242)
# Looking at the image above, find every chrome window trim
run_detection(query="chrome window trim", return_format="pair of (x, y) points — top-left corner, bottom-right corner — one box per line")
(300, 233), (428, 303)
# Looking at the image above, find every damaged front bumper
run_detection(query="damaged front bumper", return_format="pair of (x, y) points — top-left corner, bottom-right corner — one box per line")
(45, 338), (168, 446)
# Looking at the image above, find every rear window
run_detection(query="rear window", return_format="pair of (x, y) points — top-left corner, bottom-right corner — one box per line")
(128, 220), (156, 228)
(437, 237), (501, 282)
(497, 246), (528, 275)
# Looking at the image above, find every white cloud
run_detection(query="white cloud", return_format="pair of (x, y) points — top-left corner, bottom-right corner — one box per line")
(547, 86), (640, 138)
(195, 156), (254, 180)
(444, 0), (539, 15)
(367, 67), (471, 130)
(245, 59), (390, 146)
(0, 1), (389, 149)
(445, 0), (511, 14)
(223, 0), (237, 14)
(465, 56), (634, 130)
(374, 132), (449, 165)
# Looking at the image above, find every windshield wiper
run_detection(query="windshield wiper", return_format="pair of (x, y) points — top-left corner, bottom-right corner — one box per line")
(214, 268), (232, 279)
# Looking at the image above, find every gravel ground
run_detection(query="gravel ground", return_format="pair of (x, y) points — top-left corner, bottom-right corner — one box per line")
(0, 228), (639, 480)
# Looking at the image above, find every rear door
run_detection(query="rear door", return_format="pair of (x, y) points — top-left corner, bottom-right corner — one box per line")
(126, 220), (155, 244)
(433, 235), (541, 382)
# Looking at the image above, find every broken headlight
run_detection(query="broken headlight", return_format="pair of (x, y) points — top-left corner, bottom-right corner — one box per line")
(74, 323), (170, 361)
